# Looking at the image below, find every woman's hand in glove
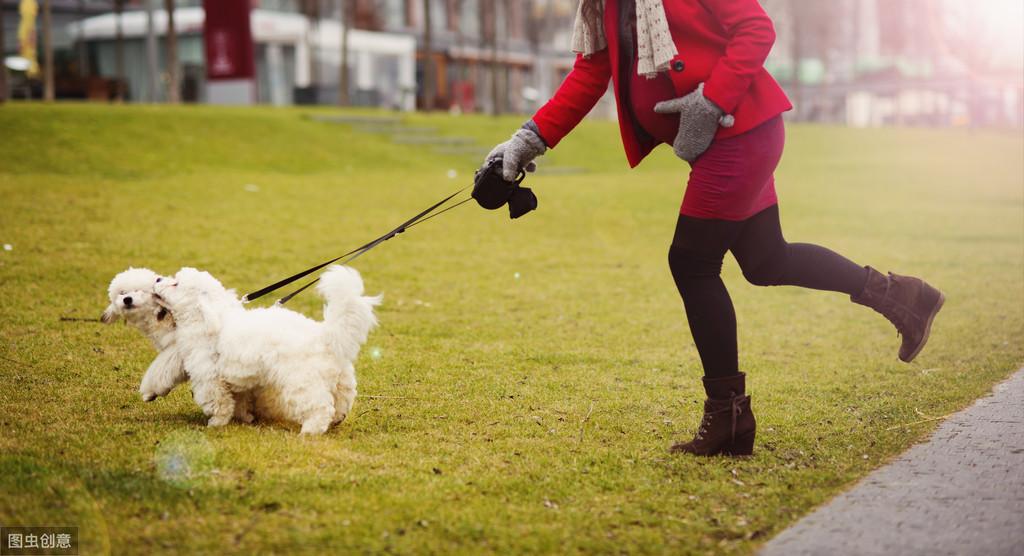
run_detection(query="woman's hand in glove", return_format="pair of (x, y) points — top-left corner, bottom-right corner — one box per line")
(654, 83), (735, 163)
(484, 126), (548, 181)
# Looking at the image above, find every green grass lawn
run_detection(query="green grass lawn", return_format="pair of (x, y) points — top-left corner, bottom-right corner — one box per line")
(0, 103), (1021, 555)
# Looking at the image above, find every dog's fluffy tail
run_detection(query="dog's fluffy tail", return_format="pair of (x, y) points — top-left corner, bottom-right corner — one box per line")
(317, 265), (382, 361)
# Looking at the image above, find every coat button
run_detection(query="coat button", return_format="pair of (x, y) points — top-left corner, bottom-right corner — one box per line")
(672, 60), (685, 72)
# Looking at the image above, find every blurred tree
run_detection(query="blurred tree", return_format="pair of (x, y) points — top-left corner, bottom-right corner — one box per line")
(479, 0), (500, 115)
(926, 0), (1008, 127)
(784, 0), (837, 120)
(525, 0), (559, 101)
(338, 0), (351, 105)
(114, 0), (125, 101)
(299, 0), (321, 97)
(0, 0), (6, 104)
(422, 0), (435, 110)
(352, 0), (383, 29)
(937, 1), (1007, 70)
(449, 0), (465, 47)
(77, 0), (88, 78)
(447, 0), (468, 111)
(164, 0), (180, 103)
(145, 0), (160, 102)
(43, 0), (53, 101)
(525, 0), (549, 54)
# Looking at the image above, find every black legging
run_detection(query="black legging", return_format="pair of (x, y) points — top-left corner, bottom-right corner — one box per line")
(668, 205), (869, 378)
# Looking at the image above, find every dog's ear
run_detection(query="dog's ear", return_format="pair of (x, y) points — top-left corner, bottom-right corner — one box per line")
(197, 295), (223, 334)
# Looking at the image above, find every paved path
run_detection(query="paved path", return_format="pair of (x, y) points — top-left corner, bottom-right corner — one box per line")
(759, 368), (1024, 556)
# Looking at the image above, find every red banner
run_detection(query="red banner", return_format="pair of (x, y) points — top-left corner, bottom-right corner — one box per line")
(203, 0), (255, 80)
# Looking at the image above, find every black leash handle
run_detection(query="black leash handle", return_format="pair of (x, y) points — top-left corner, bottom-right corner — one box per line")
(243, 186), (469, 304)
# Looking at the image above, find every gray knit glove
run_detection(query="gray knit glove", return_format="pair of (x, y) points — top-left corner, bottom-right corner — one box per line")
(654, 83), (735, 163)
(484, 128), (547, 181)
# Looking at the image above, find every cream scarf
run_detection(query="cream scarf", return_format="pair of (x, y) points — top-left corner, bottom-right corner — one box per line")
(570, 0), (678, 78)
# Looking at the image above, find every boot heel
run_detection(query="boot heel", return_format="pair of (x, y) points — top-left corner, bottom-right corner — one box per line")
(723, 431), (755, 456)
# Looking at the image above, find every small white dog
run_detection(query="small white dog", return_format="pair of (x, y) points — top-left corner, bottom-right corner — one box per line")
(103, 268), (256, 423)
(154, 265), (380, 434)
(102, 268), (189, 402)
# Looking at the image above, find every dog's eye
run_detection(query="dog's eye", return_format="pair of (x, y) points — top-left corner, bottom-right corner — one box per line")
(156, 277), (162, 283)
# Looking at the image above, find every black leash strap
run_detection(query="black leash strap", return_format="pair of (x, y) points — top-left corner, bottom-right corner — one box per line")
(273, 196), (476, 306)
(275, 276), (321, 306)
(243, 186), (469, 304)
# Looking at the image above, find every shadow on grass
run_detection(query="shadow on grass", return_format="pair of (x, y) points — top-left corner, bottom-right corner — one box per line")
(0, 453), (201, 553)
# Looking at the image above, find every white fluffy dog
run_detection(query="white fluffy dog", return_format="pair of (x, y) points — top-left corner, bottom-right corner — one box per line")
(103, 268), (188, 402)
(154, 265), (380, 434)
(103, 268), (256, 423)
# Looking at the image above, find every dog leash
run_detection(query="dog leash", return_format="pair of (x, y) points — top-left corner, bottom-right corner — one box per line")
(243, 158), (533, 306)
(270, 196), (477, 306)
(243, 186), (472, 305)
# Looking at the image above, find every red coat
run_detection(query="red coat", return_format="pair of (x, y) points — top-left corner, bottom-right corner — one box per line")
(531, 0), (792, 168)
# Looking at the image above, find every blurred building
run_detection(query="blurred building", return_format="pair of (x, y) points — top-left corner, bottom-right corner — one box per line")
(3, 0), (1020, 128)
(1, 0), (110, 58)
(2, 0), (115, 98)
(309, 0), (588, 116)
(762, 0), (1024, 128)
(68, 4), (416, 106)
(3, 0), (588, 113)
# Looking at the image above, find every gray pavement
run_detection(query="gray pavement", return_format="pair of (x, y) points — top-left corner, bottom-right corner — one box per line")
(759, 368), (1024, 556)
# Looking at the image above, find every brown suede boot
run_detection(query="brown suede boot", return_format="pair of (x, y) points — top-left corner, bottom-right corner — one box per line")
(851, 266), (945, 363)
(670, 373), (756, 456)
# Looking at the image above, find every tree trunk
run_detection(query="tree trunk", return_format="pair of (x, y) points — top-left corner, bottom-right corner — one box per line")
(338, 0), (350, 106)
(788, 0), (803, 121)
(478, 0), (497, 115)
(302, 0), (319, 101)
(421, 0), (435, 110)
(43, 0), (54, 101)
(489, 1), (500, 116)
(114, 0), (125, 101)
(0, 1), (6, 104)
(77, 0), (88, 78)
(145, 0), (160, 102)
(164, 0), (180, 103)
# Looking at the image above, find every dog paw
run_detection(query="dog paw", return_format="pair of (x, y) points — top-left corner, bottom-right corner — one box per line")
(299, 422), (329, 435)
(207, 415), (231, 427)
(141, 393), (157, 402)
(236, 411), (255, 424)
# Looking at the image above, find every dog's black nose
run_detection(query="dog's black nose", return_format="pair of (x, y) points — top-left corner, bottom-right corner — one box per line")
(123, 296), (133, 307)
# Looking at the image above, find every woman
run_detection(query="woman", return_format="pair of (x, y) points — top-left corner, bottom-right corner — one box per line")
(482, 0), (944, 456)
